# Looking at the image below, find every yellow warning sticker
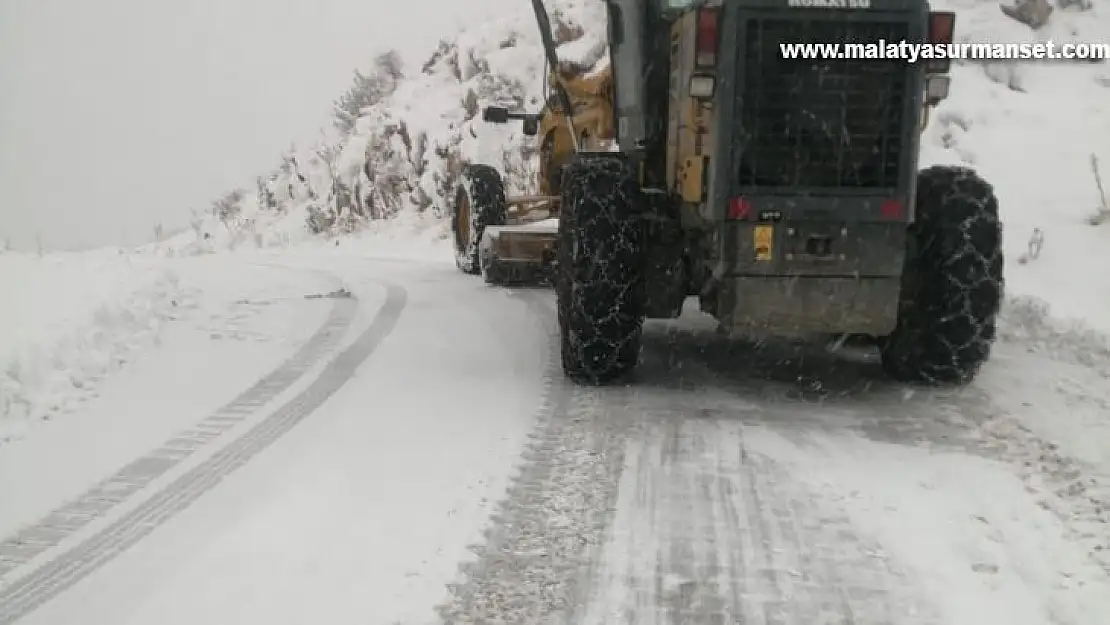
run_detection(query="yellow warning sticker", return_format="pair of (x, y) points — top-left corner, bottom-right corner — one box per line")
(754, 225), (773, 261)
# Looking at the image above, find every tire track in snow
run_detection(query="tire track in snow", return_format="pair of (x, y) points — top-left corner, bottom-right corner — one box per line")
(631, 321), (1110, 622)
(0, 281), (356, 579)
(661, 320), (1110, 578)
(439, 297), (930, 624)
(572, 386), (935, 624)
(0, 282), (407, 625)
(436, 291), (633, 624)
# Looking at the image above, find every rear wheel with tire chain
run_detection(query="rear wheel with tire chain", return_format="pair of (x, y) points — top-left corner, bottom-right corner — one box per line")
(880, 165), (1004, 385)
(452, 164), (508, 274)
(556, 154), (645, 384)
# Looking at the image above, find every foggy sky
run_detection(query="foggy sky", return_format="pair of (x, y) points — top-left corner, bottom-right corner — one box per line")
(0, 0), (518, 251)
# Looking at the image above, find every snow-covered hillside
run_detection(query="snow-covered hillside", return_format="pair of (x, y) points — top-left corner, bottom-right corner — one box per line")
(168, 0), (608, 254)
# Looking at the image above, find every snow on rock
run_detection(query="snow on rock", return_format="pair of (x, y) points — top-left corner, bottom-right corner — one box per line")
(0, 250), (188, 444)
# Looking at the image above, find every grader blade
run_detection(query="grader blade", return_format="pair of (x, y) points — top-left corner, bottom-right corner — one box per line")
(477, 220), (559, 286)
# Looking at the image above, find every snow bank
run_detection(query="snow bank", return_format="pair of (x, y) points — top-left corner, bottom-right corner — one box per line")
(0, 250), (187, 443)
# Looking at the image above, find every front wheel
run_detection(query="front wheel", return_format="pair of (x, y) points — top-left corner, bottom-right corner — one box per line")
(880, 165), (1004, 385)
(451, 164), (507, 274)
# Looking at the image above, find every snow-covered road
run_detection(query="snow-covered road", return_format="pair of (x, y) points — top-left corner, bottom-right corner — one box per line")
(2, 252), (1109, 625)
(440, 295), (1110, 625)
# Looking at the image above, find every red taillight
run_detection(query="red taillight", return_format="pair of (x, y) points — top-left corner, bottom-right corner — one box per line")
(728, 197), (750, 220)
(880, 199), (903, 219)
(696, 8), (719, 67)
(927, 11), (955, 73)
(928, 11), (955, 45)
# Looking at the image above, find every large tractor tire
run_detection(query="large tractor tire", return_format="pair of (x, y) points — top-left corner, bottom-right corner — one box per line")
(556, 155), (645, 384)
(880, 165), (1004, 385)
(452, 164), (508, 274)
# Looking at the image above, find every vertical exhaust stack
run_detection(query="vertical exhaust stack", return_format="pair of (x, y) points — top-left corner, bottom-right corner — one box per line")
(605, 0), (648, 154)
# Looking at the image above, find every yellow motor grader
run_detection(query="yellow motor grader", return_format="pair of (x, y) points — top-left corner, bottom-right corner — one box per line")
(449, 61), (616, 285)
(453, 0), (1002, 389)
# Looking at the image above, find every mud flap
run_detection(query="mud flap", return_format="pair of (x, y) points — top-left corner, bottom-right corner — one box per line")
(642, 216), (686, 319)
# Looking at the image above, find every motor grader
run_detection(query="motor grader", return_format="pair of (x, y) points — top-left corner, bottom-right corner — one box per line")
(452, 0), (1004, 388)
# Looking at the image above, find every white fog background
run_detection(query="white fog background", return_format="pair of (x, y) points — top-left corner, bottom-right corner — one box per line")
(0, 0), (519, 252)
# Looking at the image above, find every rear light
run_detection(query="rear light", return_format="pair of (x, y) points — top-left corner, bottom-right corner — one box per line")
(880, 199), (903, 219)
(925, 75), (950, 105)
(927, 11), (955, 73)
(929, 11), (955, 45)
(728, 197), (751, 220)
(689, 75), (715, 98)
(696, 8), (719, 67)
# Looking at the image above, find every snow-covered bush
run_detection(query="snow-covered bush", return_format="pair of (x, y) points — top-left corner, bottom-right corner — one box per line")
(332, 51), (405, 135)
(212, 188), (245, 225)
